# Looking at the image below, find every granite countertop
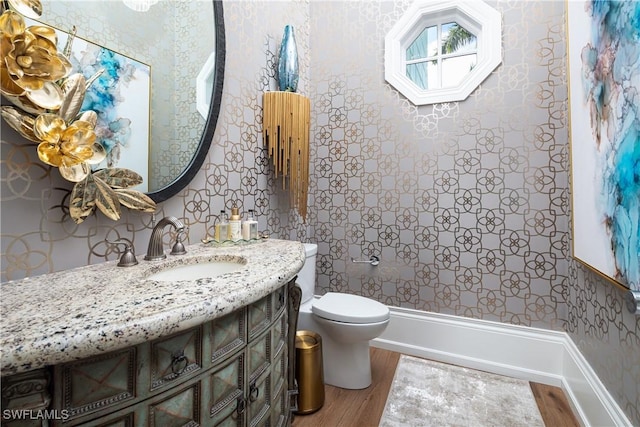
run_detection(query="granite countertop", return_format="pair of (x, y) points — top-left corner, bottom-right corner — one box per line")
(0, 239), (305, 377)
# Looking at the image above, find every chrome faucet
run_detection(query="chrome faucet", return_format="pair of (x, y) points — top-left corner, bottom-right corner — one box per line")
(145, 216), (187, 261)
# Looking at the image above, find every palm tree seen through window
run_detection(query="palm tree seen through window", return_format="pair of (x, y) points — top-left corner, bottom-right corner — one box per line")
(405, 22), (477, 91)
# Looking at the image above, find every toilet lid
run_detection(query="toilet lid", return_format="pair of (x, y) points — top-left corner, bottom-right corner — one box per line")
(312, 293), (390, 324)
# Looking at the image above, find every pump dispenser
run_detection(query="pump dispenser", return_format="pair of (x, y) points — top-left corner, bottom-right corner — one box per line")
(242, 209), (259, 240)
(214, 210), (228, 242)
(229, 207), (242, 241)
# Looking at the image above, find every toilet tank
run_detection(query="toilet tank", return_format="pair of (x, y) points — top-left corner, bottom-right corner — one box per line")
(297, 243), (317, 304)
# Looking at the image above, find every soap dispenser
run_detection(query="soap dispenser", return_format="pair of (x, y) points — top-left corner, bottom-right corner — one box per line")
(229, 207), (242, 241)
(214, 210), (229, 242)
(242, 209), (259, 240)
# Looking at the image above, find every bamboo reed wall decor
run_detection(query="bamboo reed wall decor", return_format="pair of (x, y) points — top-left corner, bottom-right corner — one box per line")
(262, 91), (311, 222)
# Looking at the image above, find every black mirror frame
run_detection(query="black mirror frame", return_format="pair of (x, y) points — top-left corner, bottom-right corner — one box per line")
(147, 0), (225, 203)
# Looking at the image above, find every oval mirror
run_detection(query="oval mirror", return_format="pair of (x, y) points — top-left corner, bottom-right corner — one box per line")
(38, 0), (225, 203)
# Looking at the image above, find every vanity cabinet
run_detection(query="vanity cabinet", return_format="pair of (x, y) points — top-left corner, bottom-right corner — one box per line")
(1, 284), (294, 427)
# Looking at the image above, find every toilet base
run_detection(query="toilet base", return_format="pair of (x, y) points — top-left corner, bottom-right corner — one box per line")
(321, 339), (372, 389)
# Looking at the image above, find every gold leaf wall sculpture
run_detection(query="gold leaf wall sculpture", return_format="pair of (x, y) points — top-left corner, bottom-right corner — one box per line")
(262, 91), (310, 222)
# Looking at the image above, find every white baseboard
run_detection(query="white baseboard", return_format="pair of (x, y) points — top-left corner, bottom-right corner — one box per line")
(372, 306), (632, 427)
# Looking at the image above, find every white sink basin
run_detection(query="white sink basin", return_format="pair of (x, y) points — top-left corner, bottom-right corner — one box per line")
(147, 261), (245, 281)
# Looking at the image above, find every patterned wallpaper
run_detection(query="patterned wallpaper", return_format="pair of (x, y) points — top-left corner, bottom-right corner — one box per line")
(308, 0), (569, 330)
(568, 264), (640, 423)
(0, 0), (637, 424)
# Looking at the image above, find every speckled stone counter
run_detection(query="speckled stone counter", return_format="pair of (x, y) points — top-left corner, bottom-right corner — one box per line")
(0, 239), (305, 377)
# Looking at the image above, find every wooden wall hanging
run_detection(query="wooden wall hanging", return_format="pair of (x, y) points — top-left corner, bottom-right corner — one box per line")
(262, 91), (311, 222)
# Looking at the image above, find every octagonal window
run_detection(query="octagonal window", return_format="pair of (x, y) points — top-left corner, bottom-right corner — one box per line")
(385, 0), (501, 105)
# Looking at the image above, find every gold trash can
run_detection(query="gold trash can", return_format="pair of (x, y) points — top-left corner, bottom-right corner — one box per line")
(295, 330), (325, 414)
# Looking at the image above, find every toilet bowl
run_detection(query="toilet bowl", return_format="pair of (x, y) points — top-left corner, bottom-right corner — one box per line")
(296, 243), (390, 389)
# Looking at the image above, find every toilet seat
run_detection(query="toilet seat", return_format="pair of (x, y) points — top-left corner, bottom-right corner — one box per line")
(312, 292), (390, 324)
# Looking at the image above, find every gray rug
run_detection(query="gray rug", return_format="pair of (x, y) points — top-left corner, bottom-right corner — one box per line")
(379, 355), (545, 427)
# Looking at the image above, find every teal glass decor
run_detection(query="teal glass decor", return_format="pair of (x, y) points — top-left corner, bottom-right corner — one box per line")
(278, 25), (299, 92)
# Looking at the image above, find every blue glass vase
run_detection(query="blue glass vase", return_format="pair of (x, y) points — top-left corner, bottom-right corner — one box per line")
(278, 25), (299, 92)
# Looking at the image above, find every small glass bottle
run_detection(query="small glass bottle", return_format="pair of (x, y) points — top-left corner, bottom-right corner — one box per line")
(228, 207), (242, 242)
(245, 209), (258, 240)
(242, 211), (251, 241)
(242, 209), (258, 240)
(214, 210), (228, 242)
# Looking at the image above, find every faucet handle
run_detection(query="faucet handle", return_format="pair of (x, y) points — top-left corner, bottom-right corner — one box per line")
(107, 238), (139, 267)
(170, 228), (188, 255)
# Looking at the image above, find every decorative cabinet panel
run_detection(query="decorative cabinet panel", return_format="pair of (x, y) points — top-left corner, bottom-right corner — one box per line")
(93, 413), (135, 427)
(271, 349), (286, 404)
(210, 308), (247, 365)
(149, 326), (203, 392)
(246, 360), (271, 426)
(271, 383), (288, 427)
(208, 352), (245, 426)
(51, 348), (138, 424)
(143, 381), (201, 427)
(248, 294), (272, 340)
(1, 284), (294, 427)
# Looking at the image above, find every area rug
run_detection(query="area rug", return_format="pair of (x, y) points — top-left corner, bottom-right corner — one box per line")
(379, 355), (545, 427)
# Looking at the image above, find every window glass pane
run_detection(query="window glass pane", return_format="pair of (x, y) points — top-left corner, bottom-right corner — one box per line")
(406, 61), (437, 90)
(406, 26), (437, 60)
(442, 54), (477, 87)
(441, 22), (477, 55)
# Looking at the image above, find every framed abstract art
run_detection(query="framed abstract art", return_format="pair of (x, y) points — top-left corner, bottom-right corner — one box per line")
(567, 1), (639, 290)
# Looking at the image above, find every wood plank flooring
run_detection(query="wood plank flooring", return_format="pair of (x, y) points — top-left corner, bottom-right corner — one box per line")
(530, 382), (581, 427)
(292, 347), (580, 427)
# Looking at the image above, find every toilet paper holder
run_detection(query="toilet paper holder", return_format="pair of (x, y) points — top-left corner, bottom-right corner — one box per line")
(351, 255), (380, 266)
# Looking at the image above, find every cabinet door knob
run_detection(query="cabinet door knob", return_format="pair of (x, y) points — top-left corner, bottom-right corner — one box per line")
(170, 351), (188, 375)
(249, 382), (260, 402)
(236, 396), (246, 414)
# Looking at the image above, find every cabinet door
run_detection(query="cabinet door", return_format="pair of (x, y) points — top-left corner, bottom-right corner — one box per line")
(246, 364), (271, 427)
(247, 294), (271, 340)
(206, 352), (245, 427)
(89, 412), (135, 427)
(271, 344), (286, 404)
(209, 307), (246, 365)
(271, 309), (288, 427)
(271, 312), (286, 367)
(52, 347), (138, 425)
(271, 382), (288, 427)
(247, 328), (270, 386)
(246, 327), (272, 427)
(144, 382), (201, 427)
(149, 326), (203, 392)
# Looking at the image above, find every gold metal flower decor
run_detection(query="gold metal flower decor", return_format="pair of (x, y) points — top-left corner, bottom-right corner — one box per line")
(0, 0), (156, 223)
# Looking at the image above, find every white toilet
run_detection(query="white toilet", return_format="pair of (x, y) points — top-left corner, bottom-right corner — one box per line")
(297, 243), (390, 389)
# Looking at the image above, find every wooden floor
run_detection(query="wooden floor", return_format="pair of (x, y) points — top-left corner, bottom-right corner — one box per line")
(292, 347), (580, 427)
